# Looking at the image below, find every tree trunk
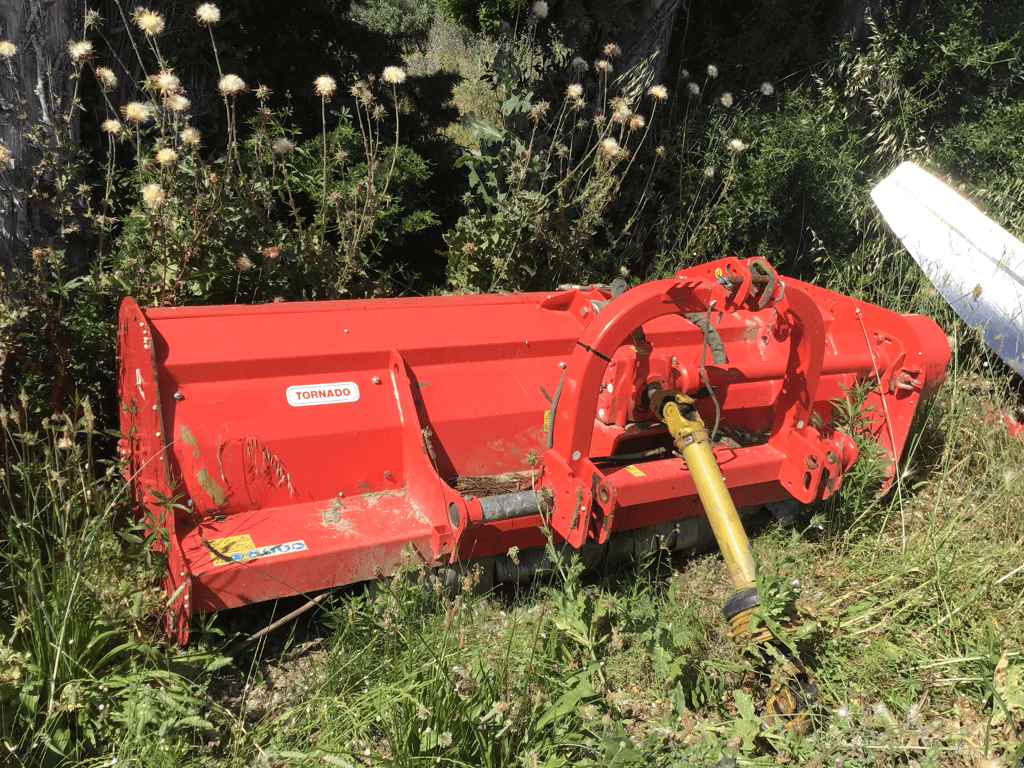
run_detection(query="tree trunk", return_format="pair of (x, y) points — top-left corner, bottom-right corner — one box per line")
(0, 0), (83, 275)
(839, 0), (884, 41)
(619, 0), (683, 85)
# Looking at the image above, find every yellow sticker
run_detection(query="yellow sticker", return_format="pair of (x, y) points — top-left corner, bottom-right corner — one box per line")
(207, 534), (254, 566)
(207, 534), (308, 566)
(543, 410), (551, 432)
(715, 267), (723, 277)
(625, 464), (645, 477)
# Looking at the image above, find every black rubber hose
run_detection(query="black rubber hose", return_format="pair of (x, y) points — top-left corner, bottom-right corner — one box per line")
(683, 312), (728, 365)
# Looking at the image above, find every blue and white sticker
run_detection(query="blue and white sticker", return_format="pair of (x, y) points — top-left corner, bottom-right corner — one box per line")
(232, 540), (306, 564)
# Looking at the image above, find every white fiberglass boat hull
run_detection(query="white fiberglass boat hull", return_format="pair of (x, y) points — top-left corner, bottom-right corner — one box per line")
(871, 161), (1024, 375)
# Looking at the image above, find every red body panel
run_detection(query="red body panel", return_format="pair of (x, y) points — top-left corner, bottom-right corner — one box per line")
(117, 257), (950, 641)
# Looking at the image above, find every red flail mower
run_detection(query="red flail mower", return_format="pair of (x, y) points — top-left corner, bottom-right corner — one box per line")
(118, 256), (948, 719)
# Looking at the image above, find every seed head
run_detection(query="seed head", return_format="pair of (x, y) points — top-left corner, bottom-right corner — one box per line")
(706, 64), (718, 78)
(101, 118), (123, 134)
(603, 42), (621, 59)
(530, 100), (550, 121)
(531, 1), (548, 19)
(571, 56), (588, 73)
(382, 66), (406, 85)
(121, 102), (153, 123)
(272, 137), (293, 155)
(628, 114), (645, 131)
(566, 83), (583, 100)
(152, 69), (180, 95)
(165, 93), (190, 112)
(136, 10), (166, 36)
(237, 255), (255, 271)
(680, 69), (690, 79)
(611, 100), (631, 124)
(141, 183), (165, 209)
(438, 731), (453, 748)
(0, 143), (9, 166)
(94, 66), (117, 92)
(727, 138), (748, 152)
(155, 147), (178, 166)
(67, 40), (94, 64)
(760, 81), (775, 96)
(594, 59), (613, 75)
(256, 84), (272, 100)
(702, 165), (715, 179)
(648, 84), (668, 101)
(599, 137), (622, 159)
(57, 436), (75, 451)
(655, 145), (665, 156)
(195, 3), (221, 25)
(0, 41), (17, 58)
(719, 92), (734, 108)
(180, 126), (201, 146)
(314, 74), (337, 99)
(218, 74), (247, 96)
(687, 82), (700, 97)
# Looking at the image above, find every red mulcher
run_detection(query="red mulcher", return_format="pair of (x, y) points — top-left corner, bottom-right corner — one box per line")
(118, 256), (949, 674)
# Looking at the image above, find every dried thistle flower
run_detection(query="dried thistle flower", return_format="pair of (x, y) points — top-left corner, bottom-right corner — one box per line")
(195, 3), (221, 25)
(237, 255), (254, 271)
(703, 165), (716, 179)
(531, 1), (548, 19)
(381, 65), (406, 85)
(67, 40), (94, 64)
(152, 69), (180, 95)
(141, 183), (165, 209)
(256, 84), (272, 100)
(57, 435), (75, 451)
(165, 93), (190, 112)
(155, 147), (178, 166)
(760, 81), (775, 96)
(611, 98), (631, 124)
(136, 10), (165, 36)
(180, 126), (201, 146)
(0, 143), (10, 166)
(727, 138), (748, 152)
(599, 137), (622, 159)
(687, 82), (700, 97)
(101, 118), (123, 134)
(94, 66), (117, 92)
(629, 114), (645, 131)
(218, 74), (247, 96)
(571, 56), (588, 73)
(719, 92), (734, 108)
(272, 137), (293, 155)
(706, 64), (718, 78)
(314, 74), (337, 99)
(655, 145), (665, 156)
(594, 59), (613, 75)
(121, 102), (153, 123)
(603, 42), (621, 59)
(0, 40), (17, 58)
(648, 84), (668, 101)
(566, 83), (583, 100)
(530, 100), (550, 121)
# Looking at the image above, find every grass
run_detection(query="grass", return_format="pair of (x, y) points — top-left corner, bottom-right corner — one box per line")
(2, 2), (1023, 765)
(3, 317), (1023, 765)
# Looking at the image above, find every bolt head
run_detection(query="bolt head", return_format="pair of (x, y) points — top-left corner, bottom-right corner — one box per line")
(571, 450), (581, 460)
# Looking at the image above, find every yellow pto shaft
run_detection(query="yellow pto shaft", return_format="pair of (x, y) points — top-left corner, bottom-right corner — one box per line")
(659, 398), (756, 593)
